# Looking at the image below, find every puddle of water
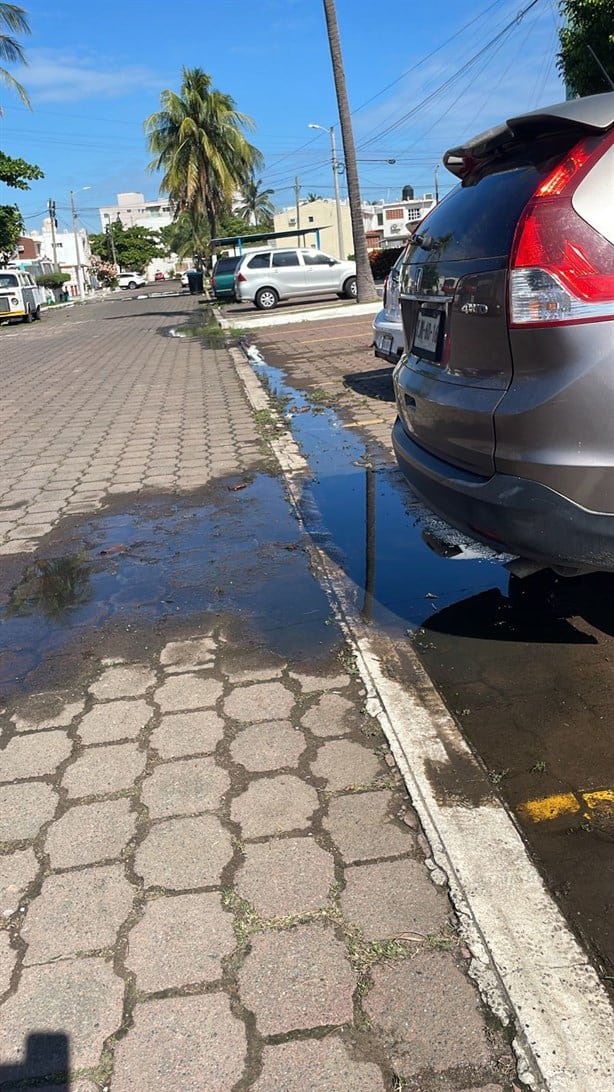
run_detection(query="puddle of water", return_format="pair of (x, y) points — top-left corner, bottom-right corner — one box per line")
(0, 475), (337, 694)
(168, 304), (229, 349)
(247, 351), (509, 634)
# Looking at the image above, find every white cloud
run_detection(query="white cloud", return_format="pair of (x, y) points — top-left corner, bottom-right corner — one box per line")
(24, 49), (162, 103)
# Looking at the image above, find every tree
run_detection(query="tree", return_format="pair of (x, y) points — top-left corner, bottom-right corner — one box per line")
(322, 0), (377, 302)
(145, 67), (263, 243)
(0, 202), (22, 262)
(557, 1), (614, 97)
(89, 221), (163, 273)
(158, 210), (210, 264)
(235, 174), (274, 226)
(0, 150), (43, 189)
(306, 192), (323, 202)
(0, 3), (30, 110)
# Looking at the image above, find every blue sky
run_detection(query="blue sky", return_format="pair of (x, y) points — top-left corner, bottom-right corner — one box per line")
(2, 0), (563, 235)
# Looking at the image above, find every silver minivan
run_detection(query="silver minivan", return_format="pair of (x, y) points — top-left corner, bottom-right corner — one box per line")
(234, 247), (357, 310)
(392, 92), (614, 573)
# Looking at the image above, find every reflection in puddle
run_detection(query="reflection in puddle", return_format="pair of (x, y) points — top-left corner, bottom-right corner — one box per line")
(7, 553), (92, 620)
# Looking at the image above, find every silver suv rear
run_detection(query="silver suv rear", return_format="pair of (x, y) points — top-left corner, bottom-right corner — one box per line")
(234, 247), (357, 310)
(392, 92), (614, 573)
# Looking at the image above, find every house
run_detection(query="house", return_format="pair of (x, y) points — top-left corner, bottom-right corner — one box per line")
(98, 192), (174, 232)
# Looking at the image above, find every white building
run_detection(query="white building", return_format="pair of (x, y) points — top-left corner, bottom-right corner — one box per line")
(98, 192), (174, 231)
(365, 189), (436, 250)
(28, 219), (92, 295)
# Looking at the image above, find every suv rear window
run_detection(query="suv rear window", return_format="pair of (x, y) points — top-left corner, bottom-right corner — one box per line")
(411, 167), (540, 261)
(215, 257), (240, 274)
(246, 253), (270, 269)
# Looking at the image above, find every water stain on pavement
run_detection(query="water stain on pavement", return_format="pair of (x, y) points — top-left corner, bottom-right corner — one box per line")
(0, 474), (337, 698)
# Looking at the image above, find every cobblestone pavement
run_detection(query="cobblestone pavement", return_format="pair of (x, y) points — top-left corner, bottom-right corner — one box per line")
(0, 296), (518, 1090)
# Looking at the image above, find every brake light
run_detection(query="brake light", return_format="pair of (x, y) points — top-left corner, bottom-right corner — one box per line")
(236, 272), (246, 283)
(382, 274), (389, 310)
(509, 132), (614, 327)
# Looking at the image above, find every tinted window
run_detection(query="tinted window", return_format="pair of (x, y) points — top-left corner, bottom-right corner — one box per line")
(247, 253), (270, 269)
(410, 167), (539, 261)
(215, 257), (240, 274)
(272, 252), (300, 267)
(0, 274), (18, 287)
(302, 251), (333, 266)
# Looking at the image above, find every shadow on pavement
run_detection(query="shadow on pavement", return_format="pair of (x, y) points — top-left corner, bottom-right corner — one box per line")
(343, 366), (395, 403)
(0, 1031), (70, 1087)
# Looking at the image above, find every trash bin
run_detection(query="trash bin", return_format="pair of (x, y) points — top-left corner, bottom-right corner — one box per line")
(186, 270), (204, 295)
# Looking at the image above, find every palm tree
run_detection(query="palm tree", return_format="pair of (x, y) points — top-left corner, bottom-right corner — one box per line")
(306, 192), (323, 202)
(235, 174), (274, 226)
(145, 67), (263, 243)
(0, 3), (31, 111)
(322, 0), (377, 302)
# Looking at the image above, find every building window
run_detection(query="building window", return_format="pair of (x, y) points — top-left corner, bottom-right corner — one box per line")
(407, 208), (422, 221)
(385, 208), (403, 220)
(376, 213), (383, 226)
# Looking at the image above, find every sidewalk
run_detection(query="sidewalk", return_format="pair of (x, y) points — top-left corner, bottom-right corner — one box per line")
(1, 294), (519, 1090)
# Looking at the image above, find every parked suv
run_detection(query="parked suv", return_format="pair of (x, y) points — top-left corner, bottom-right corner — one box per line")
(118, 272), (146, 289)
(211, 255), (241, 301)
(373, 245), (408, 364)
(392, 92), (614, 573)
(234, 247), (357, 310)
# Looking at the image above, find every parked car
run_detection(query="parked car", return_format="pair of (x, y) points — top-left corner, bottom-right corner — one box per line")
(154, 271), (164, 282)
(392, 91), (614, 574)
(210, 255), (241, 301)
(118, 272), (146, 289)
(0, 268), (44, 323)
(373, 245), (408, 364)
(234, 247), (357, 310)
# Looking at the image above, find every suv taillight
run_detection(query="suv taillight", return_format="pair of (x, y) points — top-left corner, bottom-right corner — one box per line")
(382, 274), (389, 310)
(236, 272), (246, 283)
(509, 132), (614, 327)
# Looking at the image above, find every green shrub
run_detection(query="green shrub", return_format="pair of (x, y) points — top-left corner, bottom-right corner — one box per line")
(37, 272), (71, 288)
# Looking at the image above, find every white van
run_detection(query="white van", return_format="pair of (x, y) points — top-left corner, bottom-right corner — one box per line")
(0, 269), (44, 323)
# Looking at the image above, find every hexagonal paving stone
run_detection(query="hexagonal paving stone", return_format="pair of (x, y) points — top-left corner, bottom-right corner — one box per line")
(77, 699), (153, 744)
(160, 637), (217, 672)
(62, 742), (146, 798)
(21, 863), (134, 963)
(0, 730), (73, 781)
(230, 775), (318, 838)
(311, 740), (381, 790)
(229, 721), (306, 772)
(88, 664), (157, 700)
(134, 814), (232, 890)
(154, 674), (222, 713)
(0, 958), (124, 1077)
(365, 951), (494, 1077)
(0, 783), (58, 842)
(141, 756), (229, 818)
(149, 710), (225, 759)
(236, 837), (335, 918)
(223, 681), (295, 723)
(44, 798), (136, 869)
(126, 892), (235, 991)
(0, 847), (39, 916)
(111, 994), (245, 1091)
(238, 924), (355, 1035)
(301, 693), (355, 737)
(323, 791), (411, 863)
(341, 859), (448, 939)
(253, 1037), (385, 1091)
(10, 693), (85, 732)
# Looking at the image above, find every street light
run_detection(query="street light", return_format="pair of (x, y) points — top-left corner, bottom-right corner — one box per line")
(308, 123), (345, 260)
(70, 186), (91, 299)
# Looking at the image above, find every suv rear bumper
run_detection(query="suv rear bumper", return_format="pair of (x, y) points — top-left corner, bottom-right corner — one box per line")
(392, 417), (614, 571)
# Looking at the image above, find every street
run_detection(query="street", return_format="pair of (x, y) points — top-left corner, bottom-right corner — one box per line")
(0, 289), (613, 1091)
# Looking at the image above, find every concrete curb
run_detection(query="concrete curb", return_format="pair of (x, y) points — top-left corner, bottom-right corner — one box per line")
(222, 322), (614, 1092)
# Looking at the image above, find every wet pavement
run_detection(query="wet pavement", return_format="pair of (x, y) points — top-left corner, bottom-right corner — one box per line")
(249, 316), (614, 994)
(0, 293), (525, 1091)
(2, 290), (607, 1092)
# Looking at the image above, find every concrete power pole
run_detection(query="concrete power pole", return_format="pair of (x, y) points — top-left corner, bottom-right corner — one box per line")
(48, 199), (59, 271)
(69, 190), (84, 299)
(294, 177), (301, 247)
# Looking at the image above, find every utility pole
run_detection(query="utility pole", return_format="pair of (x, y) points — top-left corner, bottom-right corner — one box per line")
(106, 223), (118, 268)
(48, 199), (59, 270)
(309, 123), (345, 259)
(69, 190), (83, 299)
(294, 176), (301, 247)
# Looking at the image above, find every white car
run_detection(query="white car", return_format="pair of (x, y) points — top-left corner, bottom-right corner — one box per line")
(234, 247), (357, 310)
(373, 246), (407, 365)
(118, 272), (146, 290)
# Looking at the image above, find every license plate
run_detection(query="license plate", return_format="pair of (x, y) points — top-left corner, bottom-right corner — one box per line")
(377, 333), (393, 354)
(413, 310), (442, 361)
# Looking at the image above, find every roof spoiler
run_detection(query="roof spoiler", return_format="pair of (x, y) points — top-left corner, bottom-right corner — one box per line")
(443, 91), (614, 180)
